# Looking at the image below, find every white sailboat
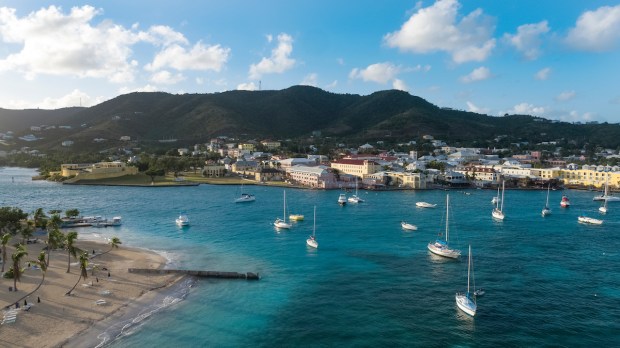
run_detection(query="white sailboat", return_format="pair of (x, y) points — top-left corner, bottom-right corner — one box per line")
(593, 177), (620, 202)
(542, 184), (551, 217)
(306, 206), (318, 249)
(274, 190), (291, 229)
(401, 221), (418, 231)
(491, 185), (501, 205)
(492, 180), (505, 220)
(599, 199), (608, 214)
(427, 194), (461, 259)
(348, 178), (364, 203)
(455, 245), (477, 316)
(234, 183), (255, 203)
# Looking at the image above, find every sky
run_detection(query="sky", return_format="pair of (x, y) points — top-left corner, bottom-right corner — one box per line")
(0, 0), (619, 123)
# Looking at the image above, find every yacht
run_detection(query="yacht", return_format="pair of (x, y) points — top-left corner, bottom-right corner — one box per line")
(560, 195), (570, 208)
(176, 213), (189, 226)
(578, 216), (603, 225)
(593, 178), (620, 202)
(338, 193), (347, 206)
(416, 202), (437, 208)
(401, 221), (418, 231)
(235, 193), (255, 203)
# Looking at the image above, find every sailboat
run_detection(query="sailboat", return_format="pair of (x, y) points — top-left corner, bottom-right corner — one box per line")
(234, 183), (255, 203)
(455, 245), (477, 316)
(274, 190), (291, 229)
(491, 185), (500, 205)
(593, 176), (620, 201)
(306, 206), (318, 248)
(492, 180), (505, 220)
(348, 178), (364, 203)
(427, 194), (461, 259)
(599, 199), (608, 214)
(542, 184), (551, 217)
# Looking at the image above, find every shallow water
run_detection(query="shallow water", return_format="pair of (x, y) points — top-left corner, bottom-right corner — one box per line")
(2, 167), (619, 347)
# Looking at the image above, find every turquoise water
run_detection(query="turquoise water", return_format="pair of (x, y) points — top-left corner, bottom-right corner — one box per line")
(2, 167), (619, 347)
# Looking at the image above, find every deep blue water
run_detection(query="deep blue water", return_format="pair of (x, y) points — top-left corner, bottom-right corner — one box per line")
(1, 167), (619, 347)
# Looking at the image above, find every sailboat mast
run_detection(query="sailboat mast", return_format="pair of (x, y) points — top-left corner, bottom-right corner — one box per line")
(467, 245), (471, 293)
(500, 180), (505, 212)
(546, 184), (550, 207)
(283, 191), (287, 222)
(445, 194), (450, 242)
(313, 206), (316, 237)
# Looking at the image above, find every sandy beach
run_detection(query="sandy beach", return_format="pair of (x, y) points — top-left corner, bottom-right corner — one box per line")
(0, 238), (180, 347)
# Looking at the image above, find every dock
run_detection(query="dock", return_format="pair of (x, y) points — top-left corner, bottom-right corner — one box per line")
(128, 268), (260, 280)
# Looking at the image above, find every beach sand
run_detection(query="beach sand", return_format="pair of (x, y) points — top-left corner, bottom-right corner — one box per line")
(0, 238), (180, 348)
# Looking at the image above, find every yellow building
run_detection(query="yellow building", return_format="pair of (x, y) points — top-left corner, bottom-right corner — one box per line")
(238, 143), (256, 152)
(61, 162), (138, 180)
(261, 140), (281, 150)
(560, 168), (620, 189)
(330, 159), (381, 178)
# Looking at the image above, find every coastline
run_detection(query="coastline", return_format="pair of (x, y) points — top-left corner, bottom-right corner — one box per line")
(0, 239), (180, 348)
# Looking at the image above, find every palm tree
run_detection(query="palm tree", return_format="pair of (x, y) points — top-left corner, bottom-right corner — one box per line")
(11, 244), (28, 291)
(33, 208), (47, 229)
(15, 251), (47, 304)
(65, 231), (79, 273)
(91, 236), (122, 259)
(1, 233), (10, 273)
(45, 214), (63, 266)
(47, 228), (65, 267)
(66, 252), (89, 296)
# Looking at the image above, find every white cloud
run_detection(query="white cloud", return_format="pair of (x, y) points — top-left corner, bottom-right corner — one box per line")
(145, 42), (230, 72)
(0, 5), (230, 83)
(534, 67), (551, 80)
(503, 21), (549, 60)
(150, 70), (185, 84)
(466, 101), (489, 114)
(566, 5), (620, 51)
(249, 33), (295, 79)
(349, 62), (401, 84)
(555, 90), (576, 102)
(2, 89), (105, 109)
(383, 0), (496, 63)
(460, 66), (491, 83)
(503, 102), (546, 116)
(237, 82), (258, 91)
(392, 79), (408, 91)
(325, 80), (338, 89)
(301, 73), (317, 87)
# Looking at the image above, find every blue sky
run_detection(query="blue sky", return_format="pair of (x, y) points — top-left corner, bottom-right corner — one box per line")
(1, 0), (619, 123)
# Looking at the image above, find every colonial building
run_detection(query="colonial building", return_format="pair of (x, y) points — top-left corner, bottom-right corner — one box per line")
(202, 163), (226, 177)
(286, 165), (337, 189)
(60, 161), (138, 180)
(330, 159), (381, 178)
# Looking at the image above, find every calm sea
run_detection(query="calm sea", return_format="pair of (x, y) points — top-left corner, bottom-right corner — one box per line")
(1, 167), (619, 347)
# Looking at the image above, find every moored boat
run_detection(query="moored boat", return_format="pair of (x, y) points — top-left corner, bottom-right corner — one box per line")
(560, 195), (570, 208)
(401, 221), (418, 231)
(578, 216), (603, 225)
(416, 201), (437, 208)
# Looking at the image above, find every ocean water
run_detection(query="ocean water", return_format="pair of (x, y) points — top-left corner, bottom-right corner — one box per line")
(1, 167), (619, 347)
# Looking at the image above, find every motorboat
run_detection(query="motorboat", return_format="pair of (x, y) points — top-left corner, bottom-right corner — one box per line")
(474, 289), (485, 297)
(401, 221), (418, 231)
(560, 195), (570, 208)
(578, 216), (603, 225)
(338, 193), (347, 206)
(176, 213), (189, 226)
(416, 202), (436, 208)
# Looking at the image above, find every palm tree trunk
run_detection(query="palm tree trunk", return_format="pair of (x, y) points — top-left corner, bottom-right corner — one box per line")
(67, 251), (71, 273)
(66, 275), (82, 296)
(15, 273), (45, 304)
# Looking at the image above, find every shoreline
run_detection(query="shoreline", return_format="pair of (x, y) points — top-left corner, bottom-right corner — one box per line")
(0, 239), (180, 348)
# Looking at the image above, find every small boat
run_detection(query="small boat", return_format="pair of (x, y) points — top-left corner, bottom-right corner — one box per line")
(176, 213), (189, 226)
(474, 288), (485, 297)
(599, 199), (608, 214)
(542, 184), (551, 217)
(578, 216), (603, 225)
(347, 178), (365, 203)
(560, 195), (570, 208)
(289, 214), (305, 221)
(428, 194), (461, 259)
(306, 206), (318, 249)
(235, 193), (255, 203)
(416, 201), (437, 208)
(401, 221), (418, 231)
(593, 177), (620, 202)
(338, 193), (347, 206)
(274, 190), (291, 229)
(492, 180), (506, 220)
(455, 245), (477, 317)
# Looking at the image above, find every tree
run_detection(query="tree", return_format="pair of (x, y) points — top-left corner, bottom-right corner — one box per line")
(0, 207), (28, 236)
(1, 233), (10, 273)
(65, 209), (80, 219)
(47, 228), (65, 267)
(20, 220), (35, 244)
(66, 252), (89, 296)
(145, 167), (165, 185)
(65, 231), (80, 273)
(15, 251), (47, 305)
(11, 244), (28, 291)
(33, 208), (47, 229)
(91, 236), (122, 259)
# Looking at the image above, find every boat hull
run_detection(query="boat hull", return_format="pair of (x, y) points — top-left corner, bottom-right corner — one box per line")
(401, 222), (417, 231)
(593, 196), (620, 202)
(306, 238), (318, 248)
(456, 293), (477, 316)
(492, 209), (505, 220)
(274, 219), (291, 229)
(427, 242), (461, 259)
(578, 216), (603, 225)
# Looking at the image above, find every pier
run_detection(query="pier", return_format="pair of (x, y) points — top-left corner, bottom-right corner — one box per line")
(128, 268), (260, 280)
